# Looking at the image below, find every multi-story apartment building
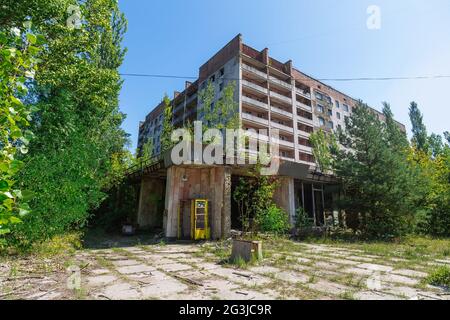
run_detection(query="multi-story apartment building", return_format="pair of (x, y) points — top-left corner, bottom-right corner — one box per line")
(135, 34), (405, 239)
(138, 34), (404, 165)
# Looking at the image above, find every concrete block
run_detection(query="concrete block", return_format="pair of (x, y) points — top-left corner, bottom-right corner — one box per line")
(230, 239), (263, 262)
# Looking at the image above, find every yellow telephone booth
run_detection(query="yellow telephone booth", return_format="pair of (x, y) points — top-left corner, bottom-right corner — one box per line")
(177, 199), (210, 240)
(190, 199), (210, 240)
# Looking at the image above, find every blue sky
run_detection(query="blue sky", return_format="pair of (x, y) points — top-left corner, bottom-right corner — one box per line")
(118, 0), (450, 150)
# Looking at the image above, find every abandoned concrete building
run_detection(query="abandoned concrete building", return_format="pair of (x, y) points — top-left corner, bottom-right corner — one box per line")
(131, 34), (406, 240)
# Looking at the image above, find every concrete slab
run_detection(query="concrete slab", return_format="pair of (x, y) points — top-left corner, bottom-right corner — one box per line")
(116, 264), (156, 275)
(274, 271), (309, 284)
(159, 263), (193, 272)
(140, 278), (188, 298)
(112, 259), (141, 267)
(86, 274), (117, 286)
(100, 282), (141, 300)
(357, 263), (394, 272)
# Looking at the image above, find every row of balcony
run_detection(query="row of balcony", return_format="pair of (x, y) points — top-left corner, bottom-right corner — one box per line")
(242, 63), (312, 100)
(242, 96), (313, 123)
(241, 130), (312, 152)
(243, 80), (312, 111)
(173, 94), (197, 114)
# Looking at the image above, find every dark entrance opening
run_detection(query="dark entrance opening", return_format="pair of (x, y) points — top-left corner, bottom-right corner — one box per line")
(295, 181), (327, 227)
(231, 175), (242, 230)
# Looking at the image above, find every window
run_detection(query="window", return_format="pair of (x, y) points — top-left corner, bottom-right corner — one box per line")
(316, 104), (324, 113)
(318, 117), (325, 126)
(210, 102), (214, 111)
(328, 109), (332, 116)
(327, 121), (334, 129)
(220, 68), (225, 77)
(315, 92), (323, 101)
(210, 74), (215, 83)
(335, 100), (340, 108)
(337, 124), (342, 131)
(343, 104), (349, 112)
(337, 112), (341, 119)
(326, 96), (332, 104)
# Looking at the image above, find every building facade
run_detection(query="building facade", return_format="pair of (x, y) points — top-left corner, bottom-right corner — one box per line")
(135, 34), (405, 239)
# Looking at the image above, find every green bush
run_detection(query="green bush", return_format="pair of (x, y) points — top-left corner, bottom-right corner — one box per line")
(295, 207), (314, 229)
(426, 266), (450, 288)
(256, 204), (290, 234)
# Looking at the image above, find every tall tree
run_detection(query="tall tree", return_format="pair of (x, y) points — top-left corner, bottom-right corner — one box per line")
(0, 25), (42, 244)
(382, 102), (409, 150)
(428, 133), (444, 158)
(1, 0), (129, 246)
(409, 102), (429, 153)
(444, 131), (450, 145)
(333, 102), (418, 238)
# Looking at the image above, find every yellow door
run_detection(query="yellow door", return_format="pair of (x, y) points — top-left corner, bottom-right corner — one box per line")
(191, 200), (210, 240)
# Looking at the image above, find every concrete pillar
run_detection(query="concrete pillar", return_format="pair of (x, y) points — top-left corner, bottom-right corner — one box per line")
(273, 177), (296, 225)
(164, 166), (179, 238)
(222, 167), (232, 238)
(210, 167), (222, 239)
(137, 177), (165, 230)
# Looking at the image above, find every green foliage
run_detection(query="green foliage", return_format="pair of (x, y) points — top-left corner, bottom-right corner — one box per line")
(333, 102), (419, 238)
(309, 129), (338, 172)
(406, 103), (450, 237)
(428, 133), (445, 158)
(409, 102), (429, 153)
(2, 0), (129, 248)
(382, 102), (409, 150)
(199, 81), (240, 130)
(0, 23), (42, 245)
(444, 132), (450, 145)
(141, 138), (154, 159)
(412, 148), (450, 236)
(295, 207), (314, 229)
(426, 266), (450, 288)
(233, 164), (289, 234)
(160, 95), (174, 152)
(256, 204), (290, 234)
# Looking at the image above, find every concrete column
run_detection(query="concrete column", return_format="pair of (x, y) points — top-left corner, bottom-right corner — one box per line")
(273, 176), (296, 225)
(137, 177), (165, 230)
(222, 167), (232, 238)
(164, 166), (180, 238)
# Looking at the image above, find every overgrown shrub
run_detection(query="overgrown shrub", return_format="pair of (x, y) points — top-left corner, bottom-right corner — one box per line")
(295, 207), (313, 229)
(426, 266), (450, 288)
(2, 0), (129, 248)
(256, 204), (290, 234)
(233, 164), (291, 235)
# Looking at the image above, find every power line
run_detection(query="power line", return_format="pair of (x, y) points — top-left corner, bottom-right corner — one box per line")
(119, 73), (450, 82)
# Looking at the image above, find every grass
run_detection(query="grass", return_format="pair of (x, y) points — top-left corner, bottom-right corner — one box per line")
(303, 235), (450, 262)
(339, 291), (357, 300)
(425, 266), (450, 288)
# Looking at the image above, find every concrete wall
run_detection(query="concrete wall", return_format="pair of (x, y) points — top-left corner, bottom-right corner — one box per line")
(164, 166), (231, 239)
(137, 177), (166, 230)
